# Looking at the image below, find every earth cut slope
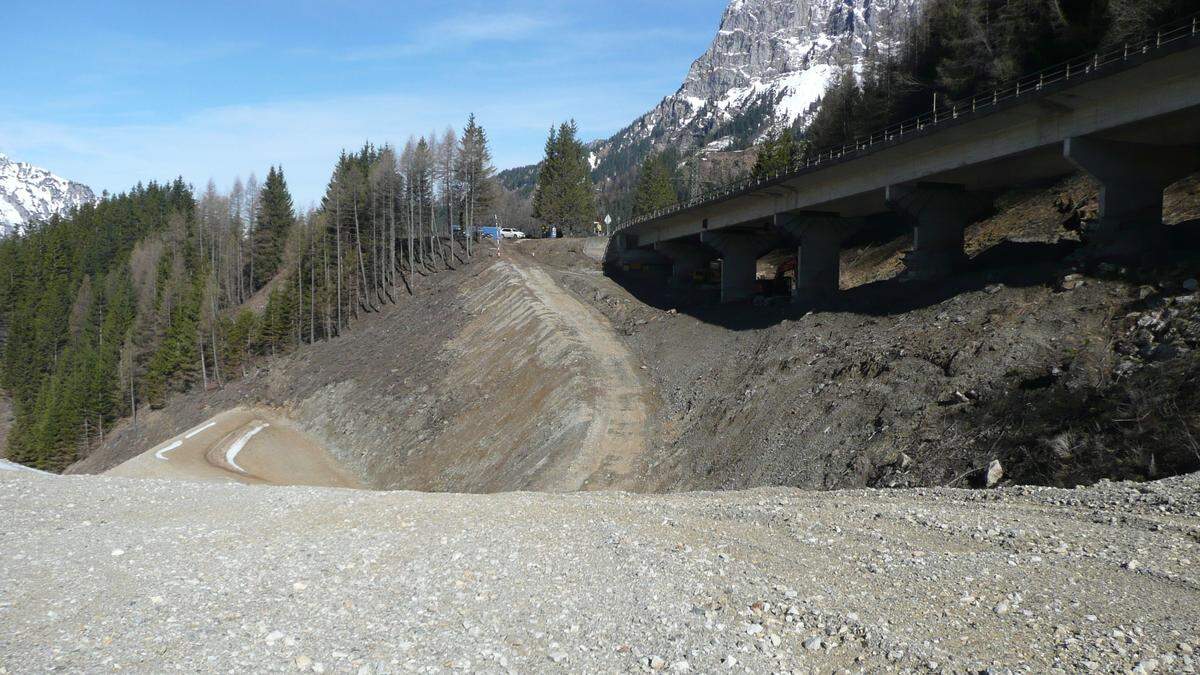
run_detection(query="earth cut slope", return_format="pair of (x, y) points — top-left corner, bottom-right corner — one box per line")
(70, 248), (656, 492)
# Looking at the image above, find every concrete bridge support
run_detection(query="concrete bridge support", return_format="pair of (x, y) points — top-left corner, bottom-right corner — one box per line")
(654, 240), (715, 286)
(886, 183), (990, 279)
(774, 213), (854, 301)
(1064, 137), (1200, 259)
(701, 230), (776, 303)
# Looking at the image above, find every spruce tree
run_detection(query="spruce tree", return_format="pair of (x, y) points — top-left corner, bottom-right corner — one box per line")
(531, 126), (559, 232)
(632, 154), (678, 217)
(752, 129), (802, 178)
(532, 120), (595, 236)
(252, 166), (295, 289)
(456, 114), (497, 238)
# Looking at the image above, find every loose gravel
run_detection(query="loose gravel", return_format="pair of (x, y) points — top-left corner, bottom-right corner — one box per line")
(2, 472), (1198, 672)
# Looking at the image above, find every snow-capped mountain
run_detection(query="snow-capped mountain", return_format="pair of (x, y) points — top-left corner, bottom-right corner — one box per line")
(590, 0), (921, 177)
(0, 154), (96, 236)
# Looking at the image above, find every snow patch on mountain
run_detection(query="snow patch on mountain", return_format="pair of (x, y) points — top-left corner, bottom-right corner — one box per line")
(590, 0), (922, 180)
(0, 153), (96, 237)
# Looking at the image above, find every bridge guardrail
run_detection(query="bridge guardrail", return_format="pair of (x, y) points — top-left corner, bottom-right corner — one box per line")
(617, 12), (1200, 233)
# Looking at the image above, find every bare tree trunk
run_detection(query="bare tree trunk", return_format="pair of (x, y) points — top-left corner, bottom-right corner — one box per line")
(353, 193), (372, 312)
(129, 364), (137, 431)
(199, 341), (208, 390)
(408, 185), (417, 285)
(336, 192), (343, 331)
(372, 192), (383, 305)
(323, 229), (332, 338)
(309, 232), (316, 344)
(297, 243), (304, 343)
(210, 277), (222, 386)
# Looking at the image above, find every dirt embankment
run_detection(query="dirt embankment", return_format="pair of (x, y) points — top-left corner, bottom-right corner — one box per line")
(67, 172), (1200, 494)
(534, 172), (1200, 491)
(72, 246), (656, 492)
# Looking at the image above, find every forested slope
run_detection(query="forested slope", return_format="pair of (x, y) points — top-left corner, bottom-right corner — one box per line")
(0, 117), (499, 471)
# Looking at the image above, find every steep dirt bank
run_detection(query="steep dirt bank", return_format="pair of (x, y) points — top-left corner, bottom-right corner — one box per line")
(4, 470), (1198, 672)
(535, 172), (1200, 491)
(71, 248), (655, 492)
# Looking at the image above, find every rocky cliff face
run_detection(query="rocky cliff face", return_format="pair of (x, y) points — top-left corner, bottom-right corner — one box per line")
(589, 0), (922, 185)
(0, 154), (96, 236)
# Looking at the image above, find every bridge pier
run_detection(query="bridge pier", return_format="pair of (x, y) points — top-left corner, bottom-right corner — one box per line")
(654, 240), (715, 286)
(886, 183), (990, 279)
(701, 230), (776, 303)
(1064, 137), (1200, 260)
(774, 213), (854, 301)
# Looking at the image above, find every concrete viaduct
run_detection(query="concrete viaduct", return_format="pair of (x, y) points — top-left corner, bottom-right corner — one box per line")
(608, 22), (1200, 303)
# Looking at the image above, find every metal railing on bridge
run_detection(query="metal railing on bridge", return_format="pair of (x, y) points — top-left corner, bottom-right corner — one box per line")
(617, 12), (1200, 233)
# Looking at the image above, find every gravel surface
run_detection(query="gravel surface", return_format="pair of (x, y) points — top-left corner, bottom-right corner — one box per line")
(3, 472), (1198, 673)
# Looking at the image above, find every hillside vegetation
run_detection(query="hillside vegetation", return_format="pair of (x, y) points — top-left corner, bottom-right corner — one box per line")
(0, 118), (499, 471)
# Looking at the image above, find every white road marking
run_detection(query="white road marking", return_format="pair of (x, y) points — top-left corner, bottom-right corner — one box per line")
(155, 441), (183, 461)
(225, 423), (269, 473)
(184, 421), (217, 439)
(0, 459), (49, 475)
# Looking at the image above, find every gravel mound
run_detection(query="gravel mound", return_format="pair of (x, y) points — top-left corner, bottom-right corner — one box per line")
(2, 472), (1197, 672)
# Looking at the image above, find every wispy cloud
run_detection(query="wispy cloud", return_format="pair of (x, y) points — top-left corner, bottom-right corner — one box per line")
(0, 81), (647, 206)
(339, 12), (554, 61)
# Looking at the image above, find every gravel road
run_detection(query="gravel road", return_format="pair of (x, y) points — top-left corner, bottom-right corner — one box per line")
(2, 472), (1197, 673)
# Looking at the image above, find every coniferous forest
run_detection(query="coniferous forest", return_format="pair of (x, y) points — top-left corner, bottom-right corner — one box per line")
(634, 0), (1199, 212)
(0, 117), (497, 470)
(802, 0), (1198, 156)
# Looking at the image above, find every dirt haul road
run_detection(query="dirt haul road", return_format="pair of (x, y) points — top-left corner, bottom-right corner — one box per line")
(2, 471), (1198, 672)
(105, 407), (361, 488)
(507, 260), (649, 489)
(391, 250), (654, 492)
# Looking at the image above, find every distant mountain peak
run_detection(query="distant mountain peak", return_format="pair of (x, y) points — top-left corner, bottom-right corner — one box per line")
(0, 154), (96, 236)
(589, 0), (921, 185)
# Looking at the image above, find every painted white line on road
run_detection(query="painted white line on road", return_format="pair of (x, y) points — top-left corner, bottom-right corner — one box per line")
(225, 423), (269, 473)
(155, 441), (183, 461)
(184, 421), (217, 439)
(0, 459), (49, 475)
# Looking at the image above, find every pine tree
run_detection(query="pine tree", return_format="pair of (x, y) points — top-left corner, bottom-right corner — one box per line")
(456, 114), (497, 245)
(753, 129), (803, 178)
(531, 126), (559, 231)
(252, 166), (295, 290)
(532, 120), (595, 236)
(632, 154), (678, 217)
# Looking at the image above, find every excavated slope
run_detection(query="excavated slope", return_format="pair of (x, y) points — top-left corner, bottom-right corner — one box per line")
(72, 249), (655, 492)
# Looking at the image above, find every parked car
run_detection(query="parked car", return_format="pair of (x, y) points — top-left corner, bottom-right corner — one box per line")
(500, 228), (526, 239)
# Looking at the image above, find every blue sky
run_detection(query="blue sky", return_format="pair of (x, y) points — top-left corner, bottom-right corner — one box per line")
(1, 0), (728, 207)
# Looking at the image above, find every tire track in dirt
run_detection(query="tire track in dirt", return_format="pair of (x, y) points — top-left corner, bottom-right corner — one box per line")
(507, 260), (651, 489)
(425, 253), (653, 492)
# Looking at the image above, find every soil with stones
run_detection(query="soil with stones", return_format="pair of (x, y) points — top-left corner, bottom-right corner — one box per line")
(3, 470), (1197, 673)
(537, 172), (1200, 492)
